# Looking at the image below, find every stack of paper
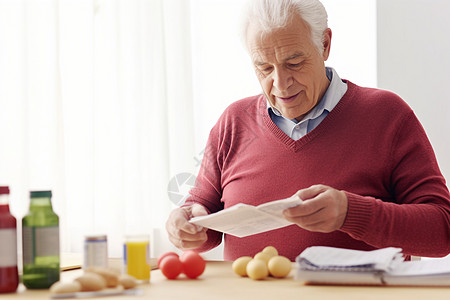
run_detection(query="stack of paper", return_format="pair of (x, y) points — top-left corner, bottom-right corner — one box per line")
(295, 246), (450, 286)
(297, 246), (404, 272)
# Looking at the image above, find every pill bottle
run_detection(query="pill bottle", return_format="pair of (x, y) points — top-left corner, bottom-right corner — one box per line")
(83, 234), (108, 269)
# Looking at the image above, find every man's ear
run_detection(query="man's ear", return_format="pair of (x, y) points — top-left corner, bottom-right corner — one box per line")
(322, 28), (332, 61)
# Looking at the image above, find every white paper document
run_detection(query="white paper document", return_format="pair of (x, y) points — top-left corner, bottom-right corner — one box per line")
(189, 195), (303, 238)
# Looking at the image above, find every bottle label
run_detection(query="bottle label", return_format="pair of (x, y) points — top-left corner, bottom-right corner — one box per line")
(0, 228), (17, 267)
(83, 238), (108, 269)
(23, 226), (60, 265)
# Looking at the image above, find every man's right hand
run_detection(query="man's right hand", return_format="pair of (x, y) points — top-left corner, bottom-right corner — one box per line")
(166, 203), (209, 250)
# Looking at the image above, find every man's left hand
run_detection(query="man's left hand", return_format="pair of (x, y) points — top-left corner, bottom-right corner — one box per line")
(283, 184), (348, 233)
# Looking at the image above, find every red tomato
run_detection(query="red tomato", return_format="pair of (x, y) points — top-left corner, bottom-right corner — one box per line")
(180, 251), (206, 279)
(157, 252), (179, 268)
(159, 255), (182, 279)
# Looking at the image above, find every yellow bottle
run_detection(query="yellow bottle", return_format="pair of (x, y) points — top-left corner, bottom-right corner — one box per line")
(123, 235), (150, 282)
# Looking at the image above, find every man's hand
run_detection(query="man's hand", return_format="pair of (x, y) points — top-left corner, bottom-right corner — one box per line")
(283, 185), (348, 233)
(166, 204), (209, 250)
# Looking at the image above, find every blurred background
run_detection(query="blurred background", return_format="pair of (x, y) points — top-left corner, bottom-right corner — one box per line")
(0, 0), (448, 260)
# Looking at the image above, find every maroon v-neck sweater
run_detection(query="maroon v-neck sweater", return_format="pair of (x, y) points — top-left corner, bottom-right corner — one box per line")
(186, 81), (450, 261)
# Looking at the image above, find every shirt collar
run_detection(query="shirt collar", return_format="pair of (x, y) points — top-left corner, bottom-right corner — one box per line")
(267, 67), (347, 123)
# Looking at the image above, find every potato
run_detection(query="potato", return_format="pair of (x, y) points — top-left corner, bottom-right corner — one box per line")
(253, 252), (271, 265)
(246, 259), (268, 280)
(268, 255), (292, 278)
(262, 246), (278, 258)
(75, 272), (107, 291)
(85, 267), (119, 287)
(232, 256), (252, 277)
(50, 281), (82, 294)
(118, 274), (138, 289)
(107, 267), (121, 276)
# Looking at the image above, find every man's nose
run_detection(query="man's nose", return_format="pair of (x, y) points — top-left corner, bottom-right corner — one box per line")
(272, 67), (293, 91)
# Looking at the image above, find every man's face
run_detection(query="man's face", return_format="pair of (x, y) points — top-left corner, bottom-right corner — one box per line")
(246, 15), (331, 121)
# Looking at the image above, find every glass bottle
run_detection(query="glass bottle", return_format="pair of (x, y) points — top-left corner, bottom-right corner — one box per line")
(22, 190), (60, 289)
(0, 186), (19, 293)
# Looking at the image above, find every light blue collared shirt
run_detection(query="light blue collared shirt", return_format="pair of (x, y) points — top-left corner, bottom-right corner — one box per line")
(268, 67), (347, 140)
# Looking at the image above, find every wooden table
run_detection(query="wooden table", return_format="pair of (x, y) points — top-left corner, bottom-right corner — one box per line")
(4, 261), (450, 300)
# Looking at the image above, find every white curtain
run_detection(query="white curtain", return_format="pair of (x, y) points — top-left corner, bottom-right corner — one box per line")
(0, 0), (205, 258)
(0, 0), (378, 260)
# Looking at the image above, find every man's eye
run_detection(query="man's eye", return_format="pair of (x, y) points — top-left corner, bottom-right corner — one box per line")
(257, 66), (273, 75)
(261, 66), (273, 73)
(288, 63), (302, 68)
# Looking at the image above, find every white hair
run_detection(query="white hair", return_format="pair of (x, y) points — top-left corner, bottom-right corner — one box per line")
(240, 0), (328, 54)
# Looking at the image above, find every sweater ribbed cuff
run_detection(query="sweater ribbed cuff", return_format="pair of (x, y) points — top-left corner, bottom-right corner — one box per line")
(340, 191), (374, 239)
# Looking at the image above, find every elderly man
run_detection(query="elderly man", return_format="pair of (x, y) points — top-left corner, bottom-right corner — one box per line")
(166, 0), (450, 261)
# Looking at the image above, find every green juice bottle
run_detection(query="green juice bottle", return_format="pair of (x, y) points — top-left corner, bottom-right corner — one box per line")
(22, 190), (60, 289)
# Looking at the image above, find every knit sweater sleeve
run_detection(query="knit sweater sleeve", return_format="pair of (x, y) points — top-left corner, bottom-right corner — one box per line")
(340, 112), (450, 257)
(182, 111), (227, 253)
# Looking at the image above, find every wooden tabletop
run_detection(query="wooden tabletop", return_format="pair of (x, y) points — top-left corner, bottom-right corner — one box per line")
(4, 260), (450, 300)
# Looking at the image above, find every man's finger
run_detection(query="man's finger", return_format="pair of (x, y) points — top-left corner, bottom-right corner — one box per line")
(297, 184), (327, 201)
(170, 205), (205, 234)
(283, 197), (325, 217)
(168, 226), (207, 242)
(167, 228), (207, 250)
(180, 219), (201, 234)
(191, 203), (208, 217)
